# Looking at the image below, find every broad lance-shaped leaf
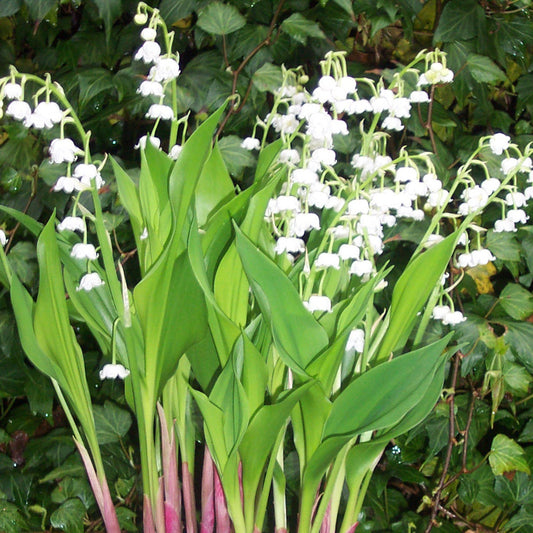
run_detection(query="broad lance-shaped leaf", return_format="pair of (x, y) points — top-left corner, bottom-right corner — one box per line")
(376, 232), (457, 361)
(196, 142), (235, 227)
(234, 224), (328, 374)
(214, 178), (279, 328)
(325, 333), (452, 438)
(299, 334), (451, 528)
(168, 102), (227, 257)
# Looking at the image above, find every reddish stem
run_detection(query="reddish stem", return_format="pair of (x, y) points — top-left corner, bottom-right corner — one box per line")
(214, 466), (231, 533)
(200, 447), (215, 533)
(182, 462), (198, 533)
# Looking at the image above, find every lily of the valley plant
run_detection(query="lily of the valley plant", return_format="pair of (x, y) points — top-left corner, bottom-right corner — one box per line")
(1, 4), (532, 532)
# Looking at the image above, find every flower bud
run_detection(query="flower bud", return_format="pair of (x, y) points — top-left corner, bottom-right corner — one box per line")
(134, 12), (148, 24)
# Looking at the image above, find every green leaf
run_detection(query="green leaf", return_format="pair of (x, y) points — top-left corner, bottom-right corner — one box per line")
(518, 419), (533, 443)
(499, 283), (533, 320)
(78, 68), (115, 109)
(196, 142), (235, 226)
(486, 230), (521, 262)
(8, 242), (37, 286)
(92, 0), (122, 41)
(50, 498), (86, 533)
(24, 0), (56, 20)
(376, 232), (457, 361)
(197, 2), (246, 35)
(0, 205), (43, 237)
(433, 0), (485, 43)
(467, 55), (507, 84)
(39, 453), (84, 483)
(504, 321), (533, 373)
(281, 13), (326, 44)
(218, 135), (256, 177)
(94, 401), (132, 445)
(252, 63), (283, 93)
(0, 0), (22, 17)
(325, 335), (451, 438)
(516, 74), (533, 114)
(0, 500), (27, 533)
(234, 224), (329, 374)
(24, 369), (54, 417)
(51, 477), (95, 509)
(489, 434), (531, 476)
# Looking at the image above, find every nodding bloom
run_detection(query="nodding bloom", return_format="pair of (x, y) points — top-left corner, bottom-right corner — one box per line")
(169, 144), (182, 160)
(25, 101), (62, 129)
(432, 305), (466, 325)
(49, 138), (83, 164)
(73, 163), (104, 189)
(489, 133), (511, 155)
(77, 272), (105, 292)
(241, 137), (260, 150)
(148, 57), (181, 82)
(3, 82), (23, 100)
(71, 243), (98, 260)
(134, 40), (161, 63)
(274, 236), (305, 255)
(303, 295), (332, 313)
(145, 104), (174, 120)
(99, 363), (130, 380)
(134, 135), (161, 150)
(140, 27), (157, 41)
(57, 216), (86, 233)
(137, 80), (164, 97)
(315, 252), (340, 270)
(6, 100), (31, 121)
(0, 229), (7, 246)
(53, 176), (83, 194)
(346, 328), (365, 353)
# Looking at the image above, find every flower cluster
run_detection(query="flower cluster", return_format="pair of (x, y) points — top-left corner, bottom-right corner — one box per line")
(257, 50), (533, 350)
(132, 5), (182, 158)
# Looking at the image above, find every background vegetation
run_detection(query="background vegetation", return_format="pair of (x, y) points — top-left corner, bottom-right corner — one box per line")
(0, 0), (533, 531)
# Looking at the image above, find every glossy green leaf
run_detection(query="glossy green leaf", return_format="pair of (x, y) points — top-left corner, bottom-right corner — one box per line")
(433, 0), (485, 43)
(325, 334), (451, 438)
(196, 142), (235, 226)
(489, 434), (531, 476)
(94, 401), (133, 445)
(467, 55), (507, 84)
(376, 232), (457, 361)
(499, 283), (533, 320)
(218, 135), (256, 177)
(197, 2), (246, 35)
(0, 205), (43, 237)
(50, 498), (86, 533)
(78, 68), (115, 109)
(210, 357), (249, 455)
(235, 224), (328, 374)
(252, 63), (283, 93)
(0, 0), (21, 17)
(25, 0), (56, 20)
(92, 0), (122, 41)
(281, 13), (326, 44)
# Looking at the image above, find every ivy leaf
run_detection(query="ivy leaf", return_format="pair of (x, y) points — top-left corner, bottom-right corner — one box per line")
(24, 0), (56, 20)
(0, 0), (22, 17)
(516, 73), (533, 115)
(218, 135), (255, 176)
(489, 434), (531, 476)
(94, 401), (132, 445)
(197, 2), (246, 35)
(252, 63), (283, 93)
(518, 419), (533, 443)
(78, 68), (116, 110)
(467, 55), (508, 85)
(281, 13), (326, 44)
(499, 283), (533, 320)
(92, 0), (122, 42)
(433, 0), (485, 43)
(50, 498), (86, 533)
(486, 230), (521, 262)
(504, 321), (533, 373)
